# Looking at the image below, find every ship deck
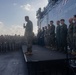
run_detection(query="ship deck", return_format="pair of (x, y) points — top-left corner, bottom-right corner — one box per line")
(0, 45), (75, 75)
(0, 50), (28, 75)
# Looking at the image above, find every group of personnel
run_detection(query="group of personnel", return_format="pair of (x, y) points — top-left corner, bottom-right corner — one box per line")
(1, 14), (76, 55)
(0, 35), (23, 53)
(37, 15), (76, 55)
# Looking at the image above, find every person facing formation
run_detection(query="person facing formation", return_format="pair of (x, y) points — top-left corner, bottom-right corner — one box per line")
(23, 16), (33, 55)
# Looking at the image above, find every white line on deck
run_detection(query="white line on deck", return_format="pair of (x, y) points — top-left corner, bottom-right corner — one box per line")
(24, 54), (27, 62)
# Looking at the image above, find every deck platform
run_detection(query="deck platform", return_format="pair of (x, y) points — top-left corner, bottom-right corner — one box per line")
(22, 45), (75, 75)
(22, 45), (68, 62)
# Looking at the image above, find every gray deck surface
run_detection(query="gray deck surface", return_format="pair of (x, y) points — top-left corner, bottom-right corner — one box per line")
(0, 50), (28, 75)
(22, 45), (67, 62)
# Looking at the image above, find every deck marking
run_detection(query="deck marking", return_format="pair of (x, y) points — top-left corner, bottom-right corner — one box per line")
(24, 54), (27, 62)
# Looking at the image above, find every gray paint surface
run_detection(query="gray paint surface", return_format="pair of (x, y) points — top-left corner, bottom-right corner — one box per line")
(0, 50), (28, 75)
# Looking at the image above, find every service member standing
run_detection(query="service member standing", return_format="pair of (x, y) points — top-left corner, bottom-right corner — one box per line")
(23, 16), (33, 55)
(50, 21), (55, 50)
(44, 26), (48, 47)
(56, 21), (61, 51)
(68, 18), (73, 52)
(47, 24), (51, 47)
(72, 15), (76, 55)
(60, 19), (67, 52)
(37, 28), (42, 45)
(40, 27), (45, 46)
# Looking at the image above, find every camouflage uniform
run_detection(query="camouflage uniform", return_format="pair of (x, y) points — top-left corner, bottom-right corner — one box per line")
(0, 35), (4, 52)
(56, 25), (61, 50)
(60, 24), (67, 52)
(24, 20), (33, 52)
(73, 22), (76, 52)
(47, 26), (51, 46)
(8, 36), (12, 51)
(40, 28), (45, 46)
(0, 36), (2, 52)
(50, 25), (55, 47)
(44, 28), (48, 46)
(68, 23), (73, 51)
(41, 29), (45, 46)
(37, 29), (42, 45)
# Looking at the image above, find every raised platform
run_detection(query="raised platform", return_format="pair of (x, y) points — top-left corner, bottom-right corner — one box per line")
(22, 45), (75, 75)
(22, 45), (67, 62)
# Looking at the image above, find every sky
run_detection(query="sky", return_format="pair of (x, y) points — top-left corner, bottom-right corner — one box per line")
(0, 0), (48, 36)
